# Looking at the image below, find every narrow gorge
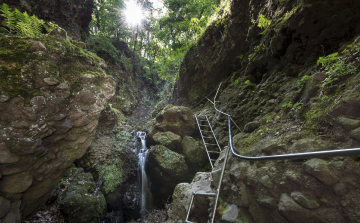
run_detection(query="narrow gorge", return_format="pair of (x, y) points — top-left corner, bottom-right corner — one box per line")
(1, 0), (360, 222)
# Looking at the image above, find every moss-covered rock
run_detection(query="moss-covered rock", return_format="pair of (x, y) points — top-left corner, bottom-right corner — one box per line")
(60, 168), (107, 223)
(0, 36), (115, 220)
(148, 105), (196, 146)
(152, 131), (182, 152)
(147, 145), (190, 205)
(182, 136), (208, 166)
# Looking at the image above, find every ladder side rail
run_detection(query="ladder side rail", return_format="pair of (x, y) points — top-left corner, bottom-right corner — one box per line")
(195, 114), (214, 169)
(205, 115), (222, 152)
(210, 147), (231, 223)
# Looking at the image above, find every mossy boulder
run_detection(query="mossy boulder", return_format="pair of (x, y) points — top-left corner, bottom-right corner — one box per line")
(60, 168), (107, 223)
(147, 145), (190, 204)
(148, 105), (196, 147)
(152, 131), (182, 152)
(182, 136), (208, 166)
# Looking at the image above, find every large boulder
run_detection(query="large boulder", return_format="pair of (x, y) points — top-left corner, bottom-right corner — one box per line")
(166, 172), (213, 223)
(60, 168), (107, 223)
(152, 131), (182, 152)
(182, 136), (208, 167)
(0, 37), (115, 221)
(148, 105), (196, 146)
(147, 145), (190, 205)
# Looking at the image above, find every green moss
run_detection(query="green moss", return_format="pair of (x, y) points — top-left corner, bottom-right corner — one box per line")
(96, 162), (123, 194)
(235, 132), (261, 153)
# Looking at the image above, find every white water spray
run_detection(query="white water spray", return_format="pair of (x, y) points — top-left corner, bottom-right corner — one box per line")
(137, 131), (151, 218)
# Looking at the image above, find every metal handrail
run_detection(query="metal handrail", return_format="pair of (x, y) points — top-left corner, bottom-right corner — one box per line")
(212, 82), (360, 160)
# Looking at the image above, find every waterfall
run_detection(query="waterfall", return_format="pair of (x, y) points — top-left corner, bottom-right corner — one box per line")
(137, 131), (151, 218)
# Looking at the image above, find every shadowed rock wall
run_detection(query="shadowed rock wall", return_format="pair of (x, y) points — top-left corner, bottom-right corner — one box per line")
(0, 36), (115, 221)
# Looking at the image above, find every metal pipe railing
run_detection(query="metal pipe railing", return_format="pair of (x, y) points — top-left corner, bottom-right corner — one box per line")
(227, 115), (360, 160)
(211, 82), (360, 160)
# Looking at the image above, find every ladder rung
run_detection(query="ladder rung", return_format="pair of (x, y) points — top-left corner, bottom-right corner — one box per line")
(203, 137), (213, 139)
(185, 221), (195, 223)
(208, 151), (220, 153)
(193, 192), (216, 197)
(205, 143), (218, 146)
(199, 124), (209, 126)
(211, 159), (217, 161)
(201, 130), (212, 132)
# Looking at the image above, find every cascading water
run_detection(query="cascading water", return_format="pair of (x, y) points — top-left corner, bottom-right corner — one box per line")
(136, 131), (152, 218)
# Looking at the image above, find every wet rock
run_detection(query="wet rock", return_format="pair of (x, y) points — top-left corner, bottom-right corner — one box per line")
(60, 168), (106, 223)
(290, 192), (320, 209)
(147, 145), (190, 204)
(303, 159), (339, 186)
(152, 131), (182, 152)
(182, 136), (208, 165)
(244, 121), (260, 133)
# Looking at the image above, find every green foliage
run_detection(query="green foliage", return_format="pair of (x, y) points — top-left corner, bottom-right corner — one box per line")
(317, 52), (357, 88)
(257, 15), (271, 35)
(0, 3), (47, 37)
(86, 35), (121, 62)
(90, 0), (125, 38)
(316, 52), (338, 66)
(297, 75), (310, 92)
(244, 80), (256, 87)
(96, 162), (123, 194)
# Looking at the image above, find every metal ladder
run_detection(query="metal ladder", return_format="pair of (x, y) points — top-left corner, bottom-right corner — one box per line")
(184, 146), (230, 223)
(194, 115), (222, 170)
(184, 115), (229, 223)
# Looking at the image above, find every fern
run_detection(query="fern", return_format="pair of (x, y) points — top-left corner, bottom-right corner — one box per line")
(0, 3), (16, 33)
(0, 3), (46, 37)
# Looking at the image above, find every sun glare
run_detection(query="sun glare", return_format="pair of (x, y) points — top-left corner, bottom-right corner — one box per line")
(125, 1), (144, 26)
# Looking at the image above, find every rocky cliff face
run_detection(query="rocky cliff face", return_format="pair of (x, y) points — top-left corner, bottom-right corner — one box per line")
(174, 0), (360, 107)
(0, 36), (115, 221)
(171, 0), (360, 222)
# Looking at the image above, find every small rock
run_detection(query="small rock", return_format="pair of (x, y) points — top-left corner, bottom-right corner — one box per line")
(30, 96), (46, 106)
(337, 116), (360, 131)
(303, 159), (339, 186)
(311, 72), (326, 84)
(43, 77), (59, 86)
(290, 191), (320, 209)
(244, 121), (260, 133)
(0, 95), (10, 103)
(99, 61), (107, 69)
(260, 175), (274, 189)
(350, 127), (360, 141)
(30, 41), (47, 51)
